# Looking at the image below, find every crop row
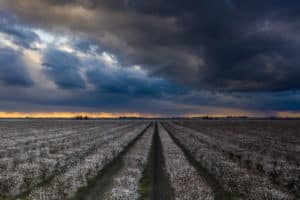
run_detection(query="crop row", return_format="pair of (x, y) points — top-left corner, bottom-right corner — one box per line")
(163, 122), (293, 199)
(177, 120), (300, 165)
(174, 121), (300, 196)
(0, 124), (134, 196)
(103, 124), (154, 200)
(0, 122), (147, 198)
(0, 122), (129, 153)
(158, 123), (214, 200)
(28, 123), (150, 199)
(0, 120), (125, 139)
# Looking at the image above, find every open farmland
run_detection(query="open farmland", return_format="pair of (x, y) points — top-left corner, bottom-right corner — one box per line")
(0, 119), (299, 199)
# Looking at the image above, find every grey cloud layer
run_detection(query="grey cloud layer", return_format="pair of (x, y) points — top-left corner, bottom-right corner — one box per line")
(0, 48), (33, 86)
(1, 0), (300, 91)
(43, 48), (86, 89)
(0, 11), (190, 114)
(1, 1), (300, 115)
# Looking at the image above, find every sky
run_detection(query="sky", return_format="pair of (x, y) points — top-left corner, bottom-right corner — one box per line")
(0, 0), (300, 118)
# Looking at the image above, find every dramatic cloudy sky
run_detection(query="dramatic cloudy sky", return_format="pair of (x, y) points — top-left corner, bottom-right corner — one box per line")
(0, 0), (300, 117)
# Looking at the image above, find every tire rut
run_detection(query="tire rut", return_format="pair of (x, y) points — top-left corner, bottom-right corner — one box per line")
(139, 122), (174, 200)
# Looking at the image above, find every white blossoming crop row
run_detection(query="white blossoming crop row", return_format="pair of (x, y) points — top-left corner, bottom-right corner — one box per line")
(158, 123), (214, 200)
(175, 121), (300, 196)
(28, 123), (150, 199)
(0, 121), (146, 198)
(164, 122), (293, 199)
(103, 124), (154, 200)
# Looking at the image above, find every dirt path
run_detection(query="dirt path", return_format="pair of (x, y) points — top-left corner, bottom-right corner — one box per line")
(139, 123), (174, 200)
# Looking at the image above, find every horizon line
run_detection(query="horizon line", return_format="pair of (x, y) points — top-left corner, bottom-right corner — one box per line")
(0, 111), (300, 119)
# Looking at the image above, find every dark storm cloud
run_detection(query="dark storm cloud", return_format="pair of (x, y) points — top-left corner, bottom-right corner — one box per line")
(1, 0), (300, 116)
(43, 48), (86, 89)
(86, 66), (186, 97)
(1, 0), (300, 92)
(175, 90), (300, 112)
(0, 48), (33, 86)
(0, 10), (39, 48)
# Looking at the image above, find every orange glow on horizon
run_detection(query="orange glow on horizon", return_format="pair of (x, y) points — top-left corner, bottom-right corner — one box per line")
(0, 111), (299, 119)
(0, 112), (160, 118)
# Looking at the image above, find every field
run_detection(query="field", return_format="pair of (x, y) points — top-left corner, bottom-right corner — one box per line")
(0, 119), (299, 199)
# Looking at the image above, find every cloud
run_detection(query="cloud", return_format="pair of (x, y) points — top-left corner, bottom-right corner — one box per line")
(42, 48), (85, 89)
(1, 2), (300, 116)
(0, 47), (33, 86)
(0, 11), (39, 49)
(2, 0), (300, 92)
(86, 64), (186, 97)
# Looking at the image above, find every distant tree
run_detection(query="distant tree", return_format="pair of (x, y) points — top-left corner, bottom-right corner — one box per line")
(75, 115), (89, 120)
